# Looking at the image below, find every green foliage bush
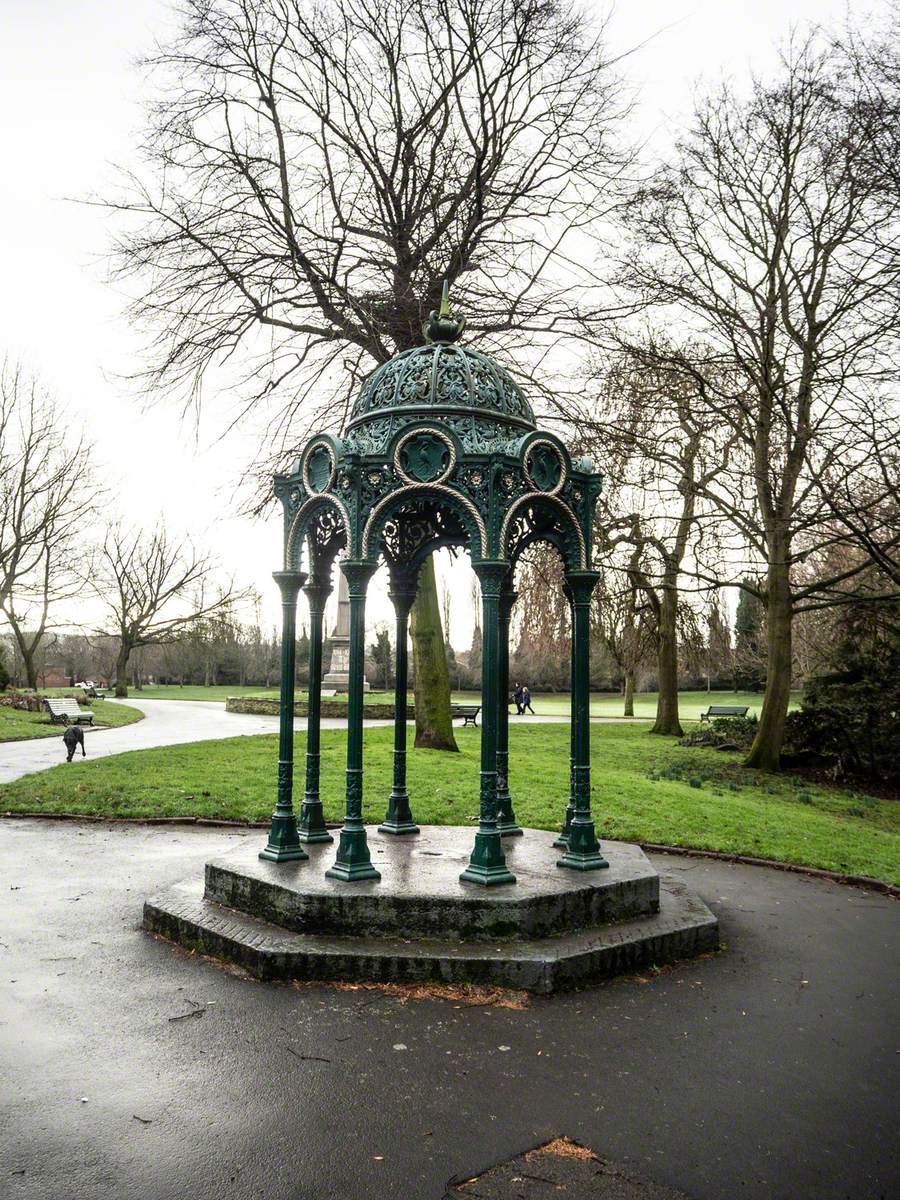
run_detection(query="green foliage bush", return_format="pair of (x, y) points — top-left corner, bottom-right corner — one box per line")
(784, 601), (900, 785)
(680, 714), (758, 750)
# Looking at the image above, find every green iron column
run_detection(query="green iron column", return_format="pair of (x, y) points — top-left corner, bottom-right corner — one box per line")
(379, 576), (419, 835)
(496, 581), (522, 837)
(260, 569), (309, 863)
(460, 562), (517, 886)
(557, 571), (608, 871)
(326, 560), (381, 882)
(298, 575), (334, 844)
(553, 582), (576, 850)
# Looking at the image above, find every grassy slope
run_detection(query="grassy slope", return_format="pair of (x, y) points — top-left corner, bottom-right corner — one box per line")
(1, 723), (895, 883)
(0, 699), (144, 742)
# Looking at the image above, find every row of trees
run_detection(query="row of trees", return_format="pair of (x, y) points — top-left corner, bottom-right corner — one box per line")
(0, 360), (247, 695)
(102, 0), (898, 769)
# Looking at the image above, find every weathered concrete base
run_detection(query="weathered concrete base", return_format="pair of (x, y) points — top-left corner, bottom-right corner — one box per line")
(144, 828), (717, 993)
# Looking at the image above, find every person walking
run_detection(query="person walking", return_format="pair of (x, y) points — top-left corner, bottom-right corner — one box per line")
(62, 724), (86, 762)
(521, 685), (535, 715)
(512, 684), (525, 715)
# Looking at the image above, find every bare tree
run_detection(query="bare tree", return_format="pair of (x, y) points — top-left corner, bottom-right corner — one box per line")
(590, 359), (729, 735)
(93, 523), (249, 696)
(594, 552), (653, 716)
(0, 360), (97, 688)
(105, 0), (630, 748)
(618, 35), (900, 767)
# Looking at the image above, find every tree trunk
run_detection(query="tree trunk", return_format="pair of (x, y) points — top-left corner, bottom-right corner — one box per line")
(5, 615), (40, 690)
(115, 644), (130, 697)
(623, 670), (635, 717)
(651, 583), (682, 736)
(410, 555), (458, 751)
(745, 566), (792, 771)
(23, 651), (38, 692)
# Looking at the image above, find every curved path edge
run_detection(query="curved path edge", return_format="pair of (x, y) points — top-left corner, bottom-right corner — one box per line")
(1, 808), (896, 895)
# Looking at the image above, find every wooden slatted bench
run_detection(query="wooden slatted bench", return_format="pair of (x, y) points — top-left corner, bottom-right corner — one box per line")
(44, 698), (94, 726)
(451, 703), (481, 727)
(699, 704), (750, 723)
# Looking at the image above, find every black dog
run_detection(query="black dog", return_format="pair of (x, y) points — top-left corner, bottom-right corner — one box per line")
(62, 725), (86, 762)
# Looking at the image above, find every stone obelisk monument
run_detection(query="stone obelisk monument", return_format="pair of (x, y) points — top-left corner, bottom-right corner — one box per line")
(322, 570), (369, 693)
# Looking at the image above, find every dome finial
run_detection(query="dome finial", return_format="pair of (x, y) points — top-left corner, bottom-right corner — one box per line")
(423, 280), (465, 344)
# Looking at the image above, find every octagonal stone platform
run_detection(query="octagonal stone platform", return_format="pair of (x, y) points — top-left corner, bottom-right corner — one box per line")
(144, 827), (719, 994)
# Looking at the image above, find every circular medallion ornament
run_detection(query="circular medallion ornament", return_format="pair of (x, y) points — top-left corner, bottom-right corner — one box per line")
(303, 442), (336, 494)
(394, 428), (456, 485)
(523, 440), (566, 495)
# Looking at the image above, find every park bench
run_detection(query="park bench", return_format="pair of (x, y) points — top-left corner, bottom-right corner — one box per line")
(76, 681), (106, 699)
(44, 698), (94, 726)
(451, 703), (481, 727)
(699, 704), (750, 723)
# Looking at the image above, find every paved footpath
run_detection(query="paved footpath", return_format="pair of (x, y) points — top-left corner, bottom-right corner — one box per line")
(0, 820), (896, 1200)
(0, 699), (630, 786)
(0, 699), (390, 786)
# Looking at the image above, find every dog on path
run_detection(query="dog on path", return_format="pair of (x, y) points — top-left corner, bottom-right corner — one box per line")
(62, 724), (86, 762)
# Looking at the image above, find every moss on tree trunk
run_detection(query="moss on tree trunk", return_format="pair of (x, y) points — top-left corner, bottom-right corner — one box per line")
(114, 645), (130, 698)
(651, 584), (682, 736)
(745, 568), (792, 771)
(623, 670), (635, 717)
(410, 556), (458, 751)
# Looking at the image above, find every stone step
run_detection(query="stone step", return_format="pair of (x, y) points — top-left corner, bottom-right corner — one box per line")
(203, 828), (660, 940)
(143, 875), (718, 995)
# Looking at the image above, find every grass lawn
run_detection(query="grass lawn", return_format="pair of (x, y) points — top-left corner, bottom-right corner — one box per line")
(121, 683), (784, 721)
(2, 723), (896, 884)
(0, 699), (144, 742)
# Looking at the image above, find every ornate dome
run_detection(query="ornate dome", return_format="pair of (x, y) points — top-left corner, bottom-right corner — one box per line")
(346, 287), (536, 436)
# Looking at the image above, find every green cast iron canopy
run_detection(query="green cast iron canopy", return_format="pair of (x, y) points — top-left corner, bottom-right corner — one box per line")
(347, 285), (536, 435)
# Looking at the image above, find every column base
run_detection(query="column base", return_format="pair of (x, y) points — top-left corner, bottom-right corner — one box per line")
(496, 791), (523, 837)
(498, 818), (524, 838)
(325, 827), (381, 882)
(459, 830), (516, 887)
(259, 813), (308, 863)
(552, 802), (575, 849)
(556, 819), (608, 871)
(378, 819), (421, 836)
(297, 829), (335, 845)
(259, 844), (310, 863)
(378, 790), (419, 836)
(556, 848), (610, 871)
(297, 798), (334, 844)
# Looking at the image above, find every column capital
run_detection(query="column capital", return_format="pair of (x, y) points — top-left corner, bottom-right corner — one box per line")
(564, 569), (601, 605)
(388, 568), (419, 619)
(273, 569), (308, 602)
(303, 578), (333, 615)
(499, 588), (518, 620)
(388, 588), (417, 620)
(340, 559), (378, 596)
(473, 560), (511, 596)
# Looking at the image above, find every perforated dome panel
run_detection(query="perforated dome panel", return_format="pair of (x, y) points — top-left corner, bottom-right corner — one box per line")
(347, 343), (536, 433)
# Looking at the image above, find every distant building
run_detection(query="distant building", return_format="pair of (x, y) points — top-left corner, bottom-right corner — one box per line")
(39, 663), (68, 688)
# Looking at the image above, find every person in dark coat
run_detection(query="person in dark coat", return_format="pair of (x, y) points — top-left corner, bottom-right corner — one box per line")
(521, 685), (535, 715)
(513, 684), (525, 715)
(62, 724), (86, 762)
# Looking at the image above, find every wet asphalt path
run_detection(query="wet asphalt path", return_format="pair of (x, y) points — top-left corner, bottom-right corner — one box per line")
(0, 820), (896, 1200)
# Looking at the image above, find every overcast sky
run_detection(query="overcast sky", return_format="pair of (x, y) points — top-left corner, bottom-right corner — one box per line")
(0, 0), (864, 646)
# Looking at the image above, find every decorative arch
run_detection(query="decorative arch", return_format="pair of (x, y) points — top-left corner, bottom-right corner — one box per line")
(362, 482), (488, 561)
(285, 493), (351, 571)
(499, 492), (587, 571)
